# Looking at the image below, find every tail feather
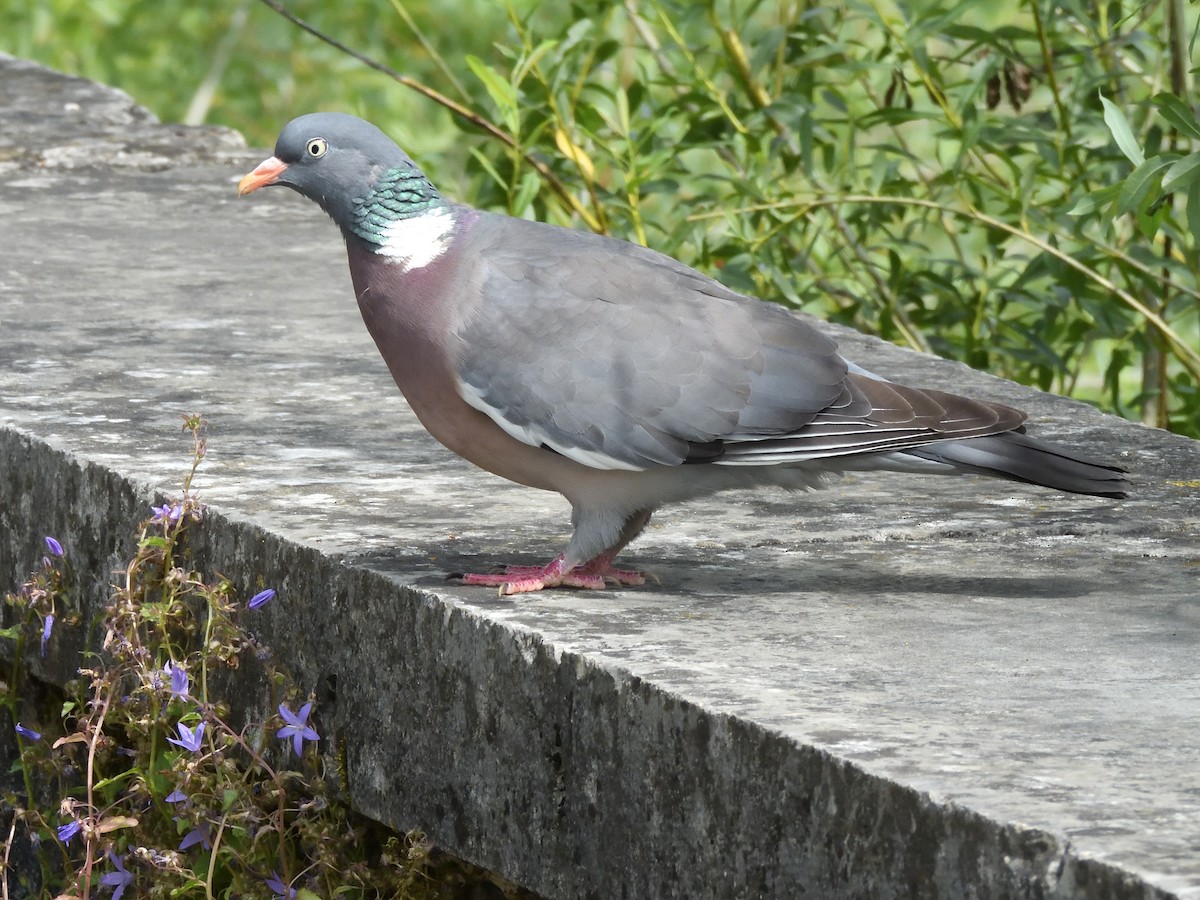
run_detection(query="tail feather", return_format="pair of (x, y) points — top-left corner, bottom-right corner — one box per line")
(905, 431), (1129, 499)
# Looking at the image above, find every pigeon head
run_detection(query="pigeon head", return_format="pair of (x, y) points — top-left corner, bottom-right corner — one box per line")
(239, 113), (444, 244)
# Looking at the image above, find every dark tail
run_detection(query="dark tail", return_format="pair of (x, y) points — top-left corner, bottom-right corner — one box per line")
(905, 431), (1129, 499)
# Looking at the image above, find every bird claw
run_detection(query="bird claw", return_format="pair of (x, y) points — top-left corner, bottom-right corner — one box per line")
(596, 567), (647, 587)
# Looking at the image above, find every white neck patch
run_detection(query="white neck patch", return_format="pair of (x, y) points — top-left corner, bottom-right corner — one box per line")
(374, 207), (455, 272)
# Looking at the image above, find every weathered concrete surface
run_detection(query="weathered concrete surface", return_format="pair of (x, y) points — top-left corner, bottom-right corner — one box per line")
(1, 54), (1197, 899)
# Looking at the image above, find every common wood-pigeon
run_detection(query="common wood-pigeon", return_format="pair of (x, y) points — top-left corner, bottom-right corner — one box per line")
(239, 113), (1127, 595)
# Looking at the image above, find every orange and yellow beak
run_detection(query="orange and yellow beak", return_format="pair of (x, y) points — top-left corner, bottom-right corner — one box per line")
(237, 156), (289, 196)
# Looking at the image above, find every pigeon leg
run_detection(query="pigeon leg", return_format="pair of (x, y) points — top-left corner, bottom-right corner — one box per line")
(574, 508), (652, 586)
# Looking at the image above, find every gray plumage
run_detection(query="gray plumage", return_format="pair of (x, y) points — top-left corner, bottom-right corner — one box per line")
(239, 112), (1128, 594)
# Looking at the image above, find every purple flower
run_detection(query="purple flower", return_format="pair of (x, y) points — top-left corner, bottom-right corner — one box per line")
(151, 503), (183, 524)
(99, 850), (133, 900)
(265, 872), (297, 899)
(178, 823), (211, 851)
(247, 588), (276, 610)
(15, 723), (40, 741)
(41, 613), (54, 657)
(167, 720), (205, 753)
(165, 788), (187, 803)
(164, 661), (189, 698)
(277, 702), (319, 756)
(57, 820), (81, 843)
(44, 536), (63, 556)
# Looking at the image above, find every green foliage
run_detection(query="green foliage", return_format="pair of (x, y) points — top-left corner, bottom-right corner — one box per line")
(3, 0), (1199, 433)
(435, 0), (1200, 434)
(0, 0), (544, 158)
(1, 418), (533, 899)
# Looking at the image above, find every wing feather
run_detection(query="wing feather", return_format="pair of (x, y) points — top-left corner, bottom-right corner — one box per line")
(451, 212), (1025, 471)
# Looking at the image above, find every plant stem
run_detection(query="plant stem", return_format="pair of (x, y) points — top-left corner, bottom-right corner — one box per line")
(205, 813), (230, 900)
(6, 625), (38, 810)
(184, 0), (250, 125)
(80, 687), (114, 900)
(697, 193), (1200, 378)
(1029, 0), (1072, 142)
(2, 812), (15, 900)
(254, 0), (602, 230)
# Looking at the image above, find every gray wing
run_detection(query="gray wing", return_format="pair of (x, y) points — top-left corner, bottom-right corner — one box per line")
(452, 212), (1022, 471)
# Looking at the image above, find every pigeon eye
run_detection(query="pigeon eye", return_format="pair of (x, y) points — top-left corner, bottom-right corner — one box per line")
(306, 138), (328, 158)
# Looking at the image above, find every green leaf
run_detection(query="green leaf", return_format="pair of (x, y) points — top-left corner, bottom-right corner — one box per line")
(1114, 155), (1173, 216)
(1162, 151), (1200, 193)
(1099, 91), (1145, 166)
(856, 108), (935, 127)
(466, 55), (518, 117)
(1187, 179), (1200, 242)
(1136, 201), (1169, 240)
(93, 769), (136, 793)
(1152, 91), (1200, 141)
(512, 39), (558, 85)
(943, 23), (1007, 48)
(511, 170), (541, 219)
(1068, 183), (1121, 217)
(0, 625), (21, 641)
(467, 148), (506, 192)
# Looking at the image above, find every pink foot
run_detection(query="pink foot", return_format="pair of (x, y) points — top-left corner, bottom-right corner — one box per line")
(454, 554), (646, 596)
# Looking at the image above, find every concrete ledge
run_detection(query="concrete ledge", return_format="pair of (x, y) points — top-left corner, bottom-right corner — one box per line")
(2, 55), (1198, 899)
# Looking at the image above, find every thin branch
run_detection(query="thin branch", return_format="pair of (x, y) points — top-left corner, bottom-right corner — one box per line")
(385, 0), (469, 100)
(650, 0), (748, 134)
(622, 0), (678, 79)
(1029, 0), (1072, 142)
(185, 0), (250, 125)
(254, 0), (601, 230)
(828, 213), (931, 353)
(694, 194), (1200, 379)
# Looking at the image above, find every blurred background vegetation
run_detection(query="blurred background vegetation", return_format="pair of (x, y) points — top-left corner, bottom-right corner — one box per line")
(4, 0), (1199, 436)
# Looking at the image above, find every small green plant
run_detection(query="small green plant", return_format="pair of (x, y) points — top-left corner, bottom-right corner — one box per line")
(1, 416), (531, 899)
